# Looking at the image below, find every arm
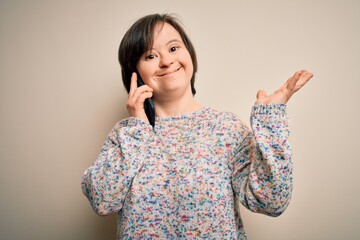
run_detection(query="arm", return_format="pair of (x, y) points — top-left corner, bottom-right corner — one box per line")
(232, 70), (313, 216)
(82, 72), (155, 216)
(81, 118), (152, 216)
(232, 104), (292, 216)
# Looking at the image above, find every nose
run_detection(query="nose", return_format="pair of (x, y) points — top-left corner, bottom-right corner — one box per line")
(159, 53), (174, 68)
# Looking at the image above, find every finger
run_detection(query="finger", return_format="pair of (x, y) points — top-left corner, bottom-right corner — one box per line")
(290, 70), (313, 92)
(129, 72), (138, 95)
(127, 91), (154, 115)
(286, 76), (297, 93)
(127, 90), (153, 110)
(297, 71), (313, 86)
(256, 90), (267, 100)
(132, 85), (153, 98)
(286, 70), (302, 93)
(135, 91), (154, 105)
(282, 77), (292, 89)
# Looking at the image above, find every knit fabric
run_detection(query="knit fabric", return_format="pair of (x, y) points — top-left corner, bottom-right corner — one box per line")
(82, 104), (292, 239)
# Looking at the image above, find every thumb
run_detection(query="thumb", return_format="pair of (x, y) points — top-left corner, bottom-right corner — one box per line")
(256, 90), (267, 100)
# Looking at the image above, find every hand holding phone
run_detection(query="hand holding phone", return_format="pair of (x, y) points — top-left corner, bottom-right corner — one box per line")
(136, 73), (156, 128)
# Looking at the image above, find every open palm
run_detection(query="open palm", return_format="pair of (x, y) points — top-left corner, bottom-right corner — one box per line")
(256, 70), (313, 104)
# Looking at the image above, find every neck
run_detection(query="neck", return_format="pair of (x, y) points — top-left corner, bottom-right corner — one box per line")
(153, 92), (203, 117)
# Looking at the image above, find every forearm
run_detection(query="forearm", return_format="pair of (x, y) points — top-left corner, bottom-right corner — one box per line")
(235, 104), (293, 216)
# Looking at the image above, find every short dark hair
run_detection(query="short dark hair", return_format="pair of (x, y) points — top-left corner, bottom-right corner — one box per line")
(118, 13), (198, 95)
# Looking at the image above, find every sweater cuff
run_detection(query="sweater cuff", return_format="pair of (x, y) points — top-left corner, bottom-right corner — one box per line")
(251, 104), (287, 117)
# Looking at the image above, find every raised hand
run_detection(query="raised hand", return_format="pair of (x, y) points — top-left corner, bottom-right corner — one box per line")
(126, 72), (153, 123)
(255, 70), (313, 104)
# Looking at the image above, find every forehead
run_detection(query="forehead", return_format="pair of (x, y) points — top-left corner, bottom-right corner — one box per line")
(152, 22), (183, 46)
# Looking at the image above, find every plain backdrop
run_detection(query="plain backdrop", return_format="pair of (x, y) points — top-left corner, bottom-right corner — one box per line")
(1, 0), (359, 239)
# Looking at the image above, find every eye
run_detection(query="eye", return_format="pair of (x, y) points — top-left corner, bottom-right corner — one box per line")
(170, 46), (179, 52)
(145, 53), (157, 60)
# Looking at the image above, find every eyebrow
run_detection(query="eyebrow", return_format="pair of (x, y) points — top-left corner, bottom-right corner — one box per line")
(166, 39), (183, 46)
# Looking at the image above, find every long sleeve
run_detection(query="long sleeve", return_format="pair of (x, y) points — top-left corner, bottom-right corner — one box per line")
(231, 104), (292, 217)
(81, 118), (152, 216)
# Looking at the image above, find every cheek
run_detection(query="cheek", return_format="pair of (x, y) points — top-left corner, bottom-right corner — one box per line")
(185, 55), (194, 78)
(184, 50), (193, 66)
(137, 62), (155, 81)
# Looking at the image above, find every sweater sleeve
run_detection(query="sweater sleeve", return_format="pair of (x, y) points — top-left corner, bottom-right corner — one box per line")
(231, 104), (293, 217)
(81, 117), (153, 216)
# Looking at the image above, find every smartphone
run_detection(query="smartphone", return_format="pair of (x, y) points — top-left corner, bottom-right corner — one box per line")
(136, 73), (156, 128)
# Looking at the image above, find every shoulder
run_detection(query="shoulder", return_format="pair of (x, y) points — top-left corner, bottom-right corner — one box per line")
(112, 117), (149, 131)
(107, 117), (147, 138)
(104, 117), (152, 145)
(107, 118), (129, 135)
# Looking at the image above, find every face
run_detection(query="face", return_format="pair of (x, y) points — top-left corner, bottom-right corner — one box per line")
(136, 22), (194, 100)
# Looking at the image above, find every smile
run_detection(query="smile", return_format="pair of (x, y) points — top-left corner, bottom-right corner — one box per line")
(157, 67), (181, 77)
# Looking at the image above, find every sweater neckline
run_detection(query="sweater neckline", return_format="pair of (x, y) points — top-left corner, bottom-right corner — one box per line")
(155, 106), (210, 122)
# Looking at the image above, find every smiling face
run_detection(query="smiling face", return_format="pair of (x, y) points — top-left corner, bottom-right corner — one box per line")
(136, 22), (194, 101)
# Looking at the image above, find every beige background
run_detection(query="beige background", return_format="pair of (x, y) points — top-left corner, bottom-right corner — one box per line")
(1, 0), (359, 239)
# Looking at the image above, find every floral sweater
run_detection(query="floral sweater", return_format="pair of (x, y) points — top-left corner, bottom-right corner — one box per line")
(81, 104), (293, 239)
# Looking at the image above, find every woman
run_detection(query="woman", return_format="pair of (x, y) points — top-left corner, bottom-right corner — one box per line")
(82, 13), (313, 239)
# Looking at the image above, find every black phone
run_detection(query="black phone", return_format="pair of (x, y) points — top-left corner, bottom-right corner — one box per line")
(137, 73), (156, 128)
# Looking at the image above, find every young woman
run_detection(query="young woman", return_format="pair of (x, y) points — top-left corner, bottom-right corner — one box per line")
(82, 13), (313, 239)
